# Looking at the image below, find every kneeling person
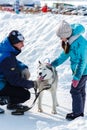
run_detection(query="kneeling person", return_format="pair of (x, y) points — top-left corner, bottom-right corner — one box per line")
(0, 30), (35, 112)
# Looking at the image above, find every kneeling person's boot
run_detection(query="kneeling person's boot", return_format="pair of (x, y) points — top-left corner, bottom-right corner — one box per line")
(7, 104), (29, 112)
(0, 108), (5, 114)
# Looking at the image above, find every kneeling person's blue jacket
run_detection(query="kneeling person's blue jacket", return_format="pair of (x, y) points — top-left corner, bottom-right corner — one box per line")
(0, 37), (34, 90)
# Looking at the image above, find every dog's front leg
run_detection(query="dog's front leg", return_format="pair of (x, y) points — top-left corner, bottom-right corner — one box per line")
(51, 91), (57, 114)
(38, 92), (43, 112)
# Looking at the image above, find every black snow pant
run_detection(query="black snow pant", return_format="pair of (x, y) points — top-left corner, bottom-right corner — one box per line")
(70, 75), (87, 115)
(0, 83), (30, 104)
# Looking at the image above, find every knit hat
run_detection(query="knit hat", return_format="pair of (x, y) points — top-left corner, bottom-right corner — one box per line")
(8, 30), (24, 45)
(56, 20), (72, 38)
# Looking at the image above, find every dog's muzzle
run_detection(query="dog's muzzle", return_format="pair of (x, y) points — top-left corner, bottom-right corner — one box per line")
(38, 73), (47, 81)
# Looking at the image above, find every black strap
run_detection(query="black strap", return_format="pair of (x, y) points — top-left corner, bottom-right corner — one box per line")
(28, 86), (51, 110)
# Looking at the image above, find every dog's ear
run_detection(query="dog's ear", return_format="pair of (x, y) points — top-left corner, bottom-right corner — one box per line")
(38, 61), (42, 65)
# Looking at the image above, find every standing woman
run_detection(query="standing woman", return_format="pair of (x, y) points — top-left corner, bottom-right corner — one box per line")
(51, 20), (87, 120)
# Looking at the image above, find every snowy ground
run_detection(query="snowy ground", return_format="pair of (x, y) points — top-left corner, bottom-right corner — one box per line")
(0, 11), (87, 130)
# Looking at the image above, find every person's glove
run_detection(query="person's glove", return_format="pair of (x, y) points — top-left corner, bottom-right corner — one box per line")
(46, 62), (51, 66)
(21, 68), (30, 80)
(72, 80), (79, 88)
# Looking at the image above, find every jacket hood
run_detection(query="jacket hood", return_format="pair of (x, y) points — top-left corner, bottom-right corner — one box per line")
(71, 24), (85, 36)
(0, 37), (21, 55)
(68, 24), (85, 45)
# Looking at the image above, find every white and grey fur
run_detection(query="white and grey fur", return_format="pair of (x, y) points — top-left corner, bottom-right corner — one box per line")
(36, 61), (58, 114)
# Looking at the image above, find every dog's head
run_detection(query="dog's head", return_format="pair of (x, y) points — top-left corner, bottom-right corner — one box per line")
(37, 61), (53, 81)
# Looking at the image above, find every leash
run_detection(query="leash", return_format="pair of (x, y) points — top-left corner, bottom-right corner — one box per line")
(28, 85), (51, 110)
(11, 64), (57, 115)
(11, 85), (51, 115)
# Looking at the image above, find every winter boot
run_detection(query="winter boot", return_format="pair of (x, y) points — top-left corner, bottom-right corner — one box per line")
(0, 108), (5, 114)
(7, 104), (29, 112)
(66, 112), (84, 120)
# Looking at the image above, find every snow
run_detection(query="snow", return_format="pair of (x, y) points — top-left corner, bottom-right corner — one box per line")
(0, 10), (87, 130)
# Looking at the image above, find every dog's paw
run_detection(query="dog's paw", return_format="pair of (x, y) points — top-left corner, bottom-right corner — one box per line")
(51, 110), (57, 114)
(38, 108), (43, 113)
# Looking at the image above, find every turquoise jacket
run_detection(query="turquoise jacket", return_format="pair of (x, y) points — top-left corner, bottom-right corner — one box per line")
(51, 24), (87, 81)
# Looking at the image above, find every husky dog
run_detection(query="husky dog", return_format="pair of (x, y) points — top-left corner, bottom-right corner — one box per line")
(36, 61), (58, 114)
